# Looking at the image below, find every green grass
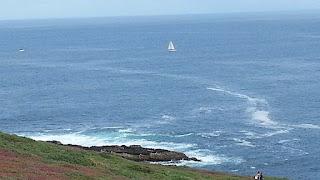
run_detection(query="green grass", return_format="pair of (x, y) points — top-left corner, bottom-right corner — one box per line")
(0, 132), (287, 180)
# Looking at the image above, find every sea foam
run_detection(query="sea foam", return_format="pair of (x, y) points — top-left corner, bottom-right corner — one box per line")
(292, 123), (320, 129)
(28, 133), (107, 147)
(196, 131), (222, 138)
(24, 128), (243, 167)
(151, 149), (244, 167)
(25, 130), (195, 152)
(207, 87), (280, 129)
(232, 138), (256, 147)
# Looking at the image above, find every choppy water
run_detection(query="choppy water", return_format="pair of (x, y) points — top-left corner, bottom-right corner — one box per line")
(1, 12), (320, 179)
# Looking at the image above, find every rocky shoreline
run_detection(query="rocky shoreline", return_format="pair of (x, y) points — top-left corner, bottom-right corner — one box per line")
(47, 140), (200, 162)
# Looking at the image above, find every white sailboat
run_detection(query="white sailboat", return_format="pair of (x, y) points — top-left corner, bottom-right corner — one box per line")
(168, 41), (176, 52)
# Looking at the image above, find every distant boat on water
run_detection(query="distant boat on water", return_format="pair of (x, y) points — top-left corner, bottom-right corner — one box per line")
(18, 49), (25, 52)
(168, 41), (176, 52)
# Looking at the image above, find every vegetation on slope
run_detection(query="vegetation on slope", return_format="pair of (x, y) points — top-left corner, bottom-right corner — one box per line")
(0, 132), (286, 180)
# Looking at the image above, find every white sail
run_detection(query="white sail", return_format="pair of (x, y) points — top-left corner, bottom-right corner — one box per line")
(168, 41), (176, 52)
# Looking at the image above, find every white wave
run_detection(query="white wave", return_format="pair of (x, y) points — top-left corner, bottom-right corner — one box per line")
(207, 86), (280, 129)
(239, 130), (256, 138)
(99, 126), (124, 129)
(207, 87), (265, 103)
(207, 86), (314, 134)
(278, 138), (299, 144)
(152, 149), (244, 167)
(240, 129), (290, 139)
(196, 131), (221, 138)
(26, 132), (195, 152)
(112, 139), (196, 152)
(28, 133), (107, 147)
(26, 131), (244, 167)
(232, 138), (256, 147)
(138, 132), (193, 138)
(161, 115), (175, 121)
(42, 129), (54, 133)
(261, 129), (290, 137)
(84, 126), (125, 132)
(291, 123), (320, 129)
(248, 109), (278, 126)
(174, 133), (194, 138)
(152, 115), (177, 125)
(183, 149), (244, 166)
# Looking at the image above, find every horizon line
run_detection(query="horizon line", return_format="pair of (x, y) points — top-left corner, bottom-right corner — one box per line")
(1, 8), (320, 22)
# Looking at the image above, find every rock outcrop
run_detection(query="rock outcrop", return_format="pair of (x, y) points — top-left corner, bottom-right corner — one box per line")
(47, 141), (200, 162)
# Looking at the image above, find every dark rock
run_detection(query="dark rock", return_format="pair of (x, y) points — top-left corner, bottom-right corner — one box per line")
(190, 157), (201, 162)
(46, 141), (200, 162)
(47, 140), (63, 145)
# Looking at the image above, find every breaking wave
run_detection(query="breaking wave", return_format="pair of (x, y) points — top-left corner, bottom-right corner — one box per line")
(207, 86), (320, 136)
(22, 126), (244, 168)
(27, 131), (194, 152)
(28, 133), (106, 147)
(151, 149), (244, 167)
(183, 149), (244, 166)
(207, 86), (280, 129)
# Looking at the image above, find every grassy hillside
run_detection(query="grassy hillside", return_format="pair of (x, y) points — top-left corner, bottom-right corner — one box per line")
(0, 132), (286, 180)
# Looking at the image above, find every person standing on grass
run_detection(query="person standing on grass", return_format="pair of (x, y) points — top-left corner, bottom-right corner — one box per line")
(254, 171), (261, 180)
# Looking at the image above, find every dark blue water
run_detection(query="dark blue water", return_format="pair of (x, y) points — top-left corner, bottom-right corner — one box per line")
(1, 13), (320, 179)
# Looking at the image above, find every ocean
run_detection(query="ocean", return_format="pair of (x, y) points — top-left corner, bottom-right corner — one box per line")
(1, 12), (320, 179)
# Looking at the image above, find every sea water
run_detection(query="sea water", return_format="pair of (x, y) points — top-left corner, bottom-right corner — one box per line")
(0, 12), (320, 179)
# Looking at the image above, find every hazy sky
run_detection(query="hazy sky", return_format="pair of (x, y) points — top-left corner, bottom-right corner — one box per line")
(1, 0), (320, 20)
